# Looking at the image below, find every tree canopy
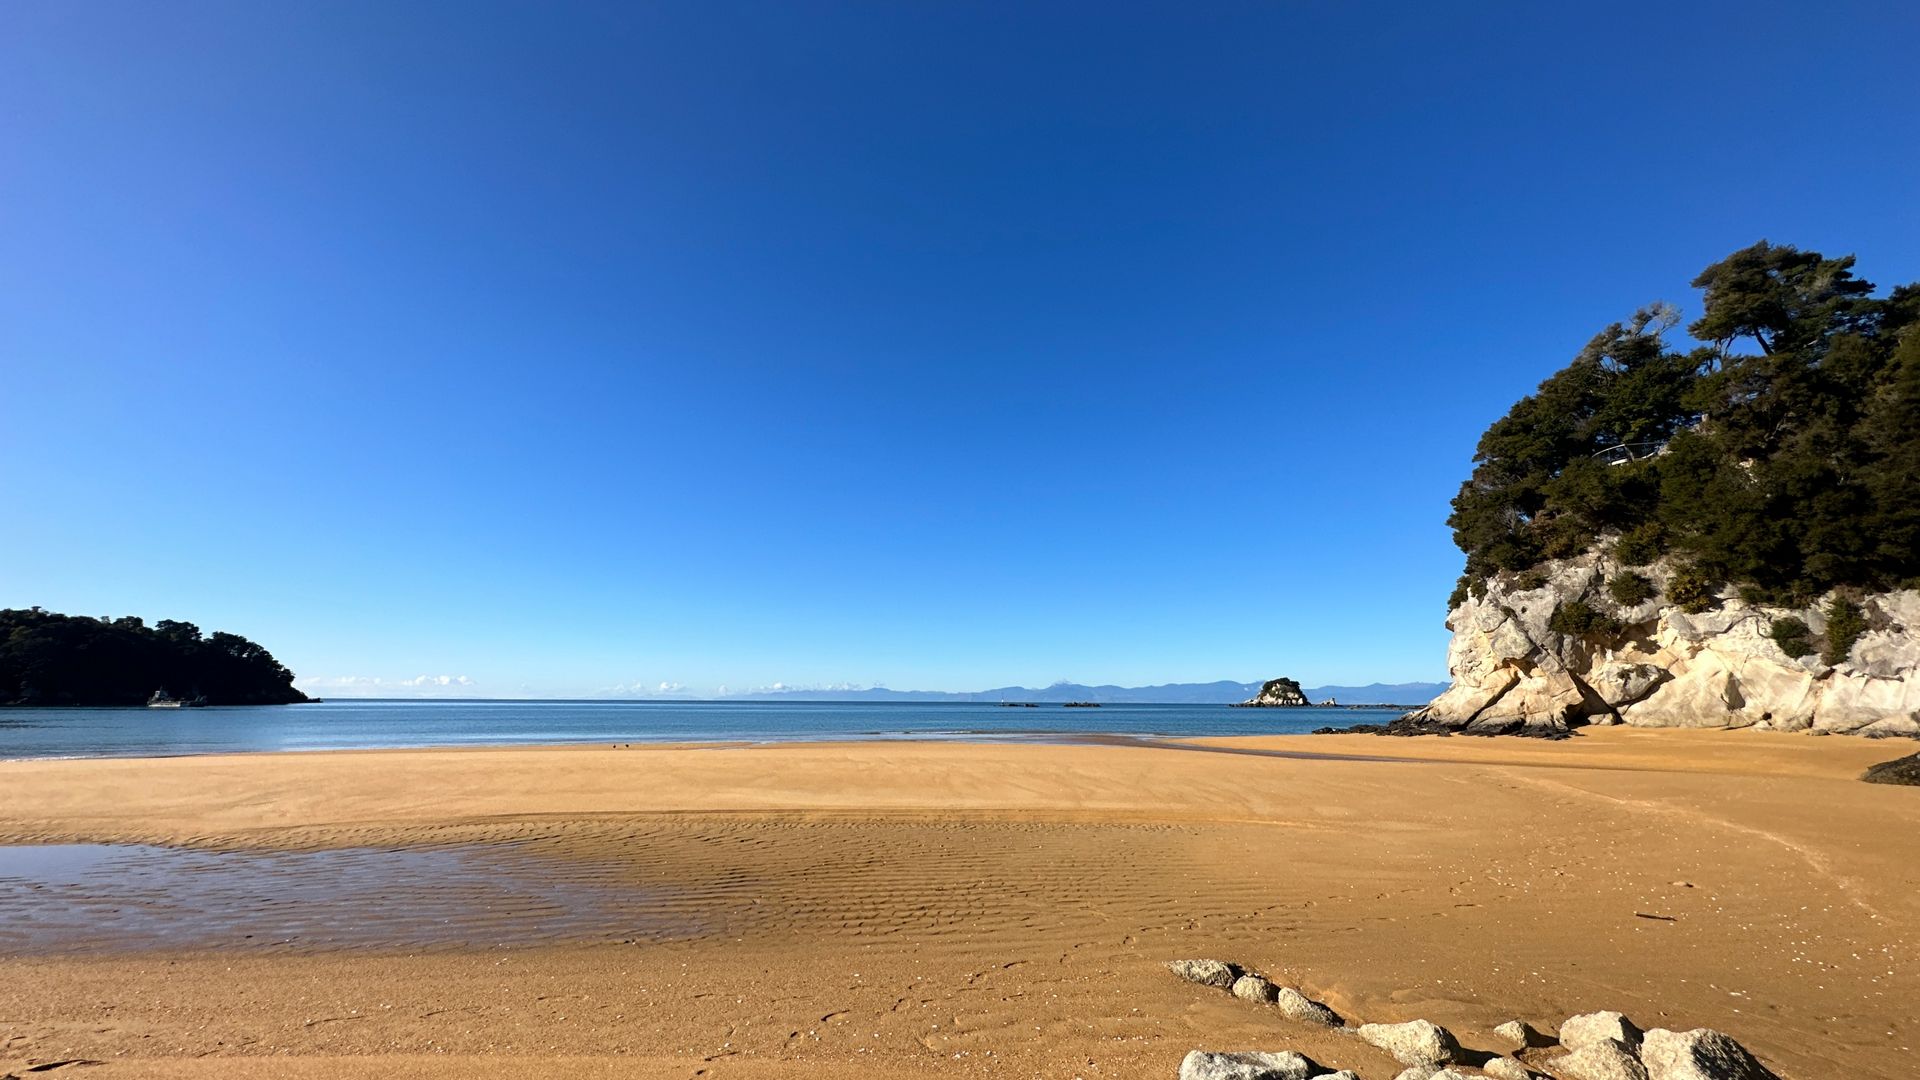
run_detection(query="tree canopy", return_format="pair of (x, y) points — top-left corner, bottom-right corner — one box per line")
(0, 608), (309, 706)
(1447, 242), (1920, 608)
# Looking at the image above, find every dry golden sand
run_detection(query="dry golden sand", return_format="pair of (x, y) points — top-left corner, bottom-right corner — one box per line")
(1, 729), (1915, 1079)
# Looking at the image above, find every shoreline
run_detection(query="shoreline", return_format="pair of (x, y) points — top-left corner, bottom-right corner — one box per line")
(1, 730), (1914, 1078)
(2, 721), (1912, 771)
(0, 700), (1412, 762)
(3, 710), (1913, 767)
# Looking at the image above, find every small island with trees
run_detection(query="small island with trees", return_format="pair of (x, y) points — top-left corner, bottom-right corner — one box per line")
(0, 607), (310, 707)
(1233, 677), (1312, 707)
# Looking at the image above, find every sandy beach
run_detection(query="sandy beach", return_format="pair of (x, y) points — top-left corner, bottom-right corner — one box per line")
(1, 730), (1915, 1078)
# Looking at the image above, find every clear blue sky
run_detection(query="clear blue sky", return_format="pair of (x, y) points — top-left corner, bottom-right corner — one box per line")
(3, 2), (1916, 698)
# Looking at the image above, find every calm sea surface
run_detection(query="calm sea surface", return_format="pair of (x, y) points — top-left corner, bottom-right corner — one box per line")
(0, 699), (1392, 760)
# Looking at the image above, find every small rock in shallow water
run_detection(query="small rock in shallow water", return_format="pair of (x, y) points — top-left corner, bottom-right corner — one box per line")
(1561, 1010), (1644, 1052)
(1178, 1049), (1316, 1080)
(1553, 1038), (1649, 1080)
(1863, 751), (1920, 786)
(1639, 1027), (1779, 1080)
(1494, 1019), (1550, 1047)
(1231, 974), (1278, 1003)
(1168, 959), (1243, 988)
(1273, 985), (1341, 1025)
(1357, 1019), (1461, 1065)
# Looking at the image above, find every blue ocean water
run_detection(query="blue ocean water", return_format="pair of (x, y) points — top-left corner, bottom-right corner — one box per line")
(0, 699), (1391, 759)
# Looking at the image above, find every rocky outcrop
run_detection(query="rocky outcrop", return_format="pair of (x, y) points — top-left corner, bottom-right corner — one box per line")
(1239, 677), (1311, 707)
(1864, 751), (1920, 786)
(1409, 549), (1920, 735)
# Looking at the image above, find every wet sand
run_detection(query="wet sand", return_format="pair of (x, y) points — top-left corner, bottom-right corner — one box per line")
(0, 729), (1915, 1078)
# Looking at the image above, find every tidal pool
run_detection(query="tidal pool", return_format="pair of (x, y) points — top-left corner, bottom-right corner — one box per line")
(0, 842), (695, 953)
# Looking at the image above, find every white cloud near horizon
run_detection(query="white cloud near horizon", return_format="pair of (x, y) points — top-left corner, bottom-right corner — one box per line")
(719, 681), (876, 696)
(403, 674), (474, 687)
(297, 674), (476, 694)
(597, 680), (692, 698)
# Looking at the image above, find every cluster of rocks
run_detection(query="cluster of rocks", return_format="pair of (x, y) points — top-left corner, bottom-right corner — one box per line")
(1531, 1011), (1779, 1080)
(1406, 550), (1918, 737)
(1309, 717), (1572, 740)
(1167, 959), (1343, 1026)
(1168, 961), (1778, 1080)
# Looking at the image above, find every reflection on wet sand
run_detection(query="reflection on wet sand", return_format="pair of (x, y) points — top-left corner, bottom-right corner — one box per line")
(0, 843), (698, 953)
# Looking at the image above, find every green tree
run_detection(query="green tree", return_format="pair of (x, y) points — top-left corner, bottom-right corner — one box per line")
(1769, 618), (1814, 658)
(1689, 241), (1874, 359)
(0, 609), (307, 707)
(1823, 597), (1868, 666)
(1445, 242), (1917, 610)
(1859, 327), (1920, 582)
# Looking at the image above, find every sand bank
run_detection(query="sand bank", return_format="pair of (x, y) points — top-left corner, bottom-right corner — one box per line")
(0, 729), (1914, 1078)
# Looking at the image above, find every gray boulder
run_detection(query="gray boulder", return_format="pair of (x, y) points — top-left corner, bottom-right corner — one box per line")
(1357, 1019), (1462, 1065)
(1561, 1010), (1645, 1052)
(1312, 1073), (1360, 1080)
(1232, 974), (1279, 1003)
(1391, 1070), (1438, 1080)
(1168, 959), (1243, 988)
(1640, 1028), (1779, 1080)
(1483, 1057), (1535, 1080)
(1273, 985), (1341, 1025)
(1553, 1038), (1649, 1080)
(1178, 1050), (1317, 1080)
(1494, 1019), (1550, 1047)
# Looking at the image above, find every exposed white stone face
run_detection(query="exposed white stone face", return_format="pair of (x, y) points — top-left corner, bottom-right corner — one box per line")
(1178, 1050), (1317, 1080)
(1167, 958), (1242, 987)
(1561, 1010), (1644, 1052)
(1356, 1019), (1462, 1065)
(1639, 1027), (1779, 1079)
(1410, 549), (1918, 735)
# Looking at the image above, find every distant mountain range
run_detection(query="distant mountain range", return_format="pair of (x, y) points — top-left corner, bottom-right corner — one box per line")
(732, 680), (1446, 706)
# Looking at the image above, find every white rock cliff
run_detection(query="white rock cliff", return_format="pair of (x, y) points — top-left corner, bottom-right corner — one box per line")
(1410, 551), (1920, 736)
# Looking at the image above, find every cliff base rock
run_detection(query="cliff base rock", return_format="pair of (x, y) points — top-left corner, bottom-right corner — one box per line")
(1408, 552), (1918, 737)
